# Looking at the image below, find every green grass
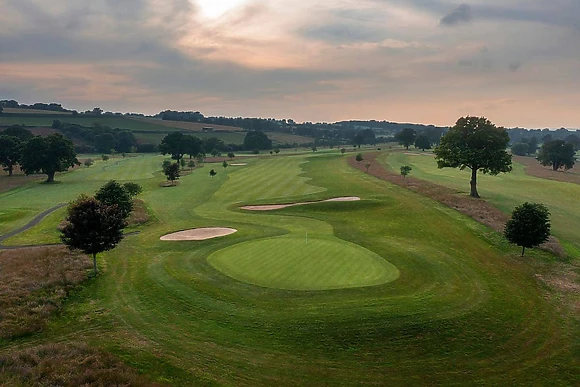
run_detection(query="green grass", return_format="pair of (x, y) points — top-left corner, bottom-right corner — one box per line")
(383, 151), (580, 258)
(1, 151), (578, 385)
(208, 235), (399, 290)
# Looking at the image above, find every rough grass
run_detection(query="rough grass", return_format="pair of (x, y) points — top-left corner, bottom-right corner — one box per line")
(128, 117), (244, 132)
(514, 155), (580, 185)
(0, 247), (91, 340)
(0, 343), (163, 387)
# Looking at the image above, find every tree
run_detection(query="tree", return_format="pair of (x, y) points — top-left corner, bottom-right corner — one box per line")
(180, 157), (186, 169)
(159, 132), (189, 162)
(537, 140), (576, 171)
(243, 131), (272, 150)
(511, 142), (529, 156)
(102, 154), (109, 162)
(209, 169), (217, 178)
(163, 163), (180, 185)
(0, 135), (22, 176)
(364, 162), (371, 173)
(20, 134), (79, 183)
(414, 135), (431, 151)
(395, 128), (417, 150)
(252, 149), (259, 155)
(95, 180), (134, 219)
(340, 148), (346, 155)
(184, 135), (204, 159)
(187, 160), (195, 171)
(311, 146), (317, 152)
(115, 130), (137, 153)
(434, 116), (512, 198)
(227, 152), (235, 159)
(94, 133), (116, 153)
(504, 202), (551, 256)
(355, 153), (363, 162)
(274, 148), (280, 155)
(61, 195), (127, 275)
(222, 160), (228, 168)
(84, 159), (94, 168)
(0, 125), (33, 141)
(400, 165), (412, 178)
(122, 182), (142, 197)
(565, 134), (580, 151)
(525, 137), (538, 155)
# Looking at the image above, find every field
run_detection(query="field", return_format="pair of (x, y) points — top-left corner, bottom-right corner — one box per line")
(384, 151), (580, 257)
(0, 115), (172, 131)
(1, 151), (579, 385)
(128, 117), (244, 132)
(2, 108), (73, 115)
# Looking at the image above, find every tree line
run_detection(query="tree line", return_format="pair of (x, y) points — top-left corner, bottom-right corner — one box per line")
(0, 126), (79, 182)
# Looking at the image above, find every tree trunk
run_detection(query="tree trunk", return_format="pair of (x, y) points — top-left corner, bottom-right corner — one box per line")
(46, 171), (55, 183)
(470, 168), (480, 198)
(7, 165), (13, 176)
(93, 253), (98, 274)
(521, 246), (525, 257)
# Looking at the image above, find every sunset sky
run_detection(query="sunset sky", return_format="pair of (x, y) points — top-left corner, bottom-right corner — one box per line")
(1, 0), (579, 128)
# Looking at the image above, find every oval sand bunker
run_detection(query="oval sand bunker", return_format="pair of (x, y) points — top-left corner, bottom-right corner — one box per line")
(160, 228), (237, 241)
(241, 196), (360, 211)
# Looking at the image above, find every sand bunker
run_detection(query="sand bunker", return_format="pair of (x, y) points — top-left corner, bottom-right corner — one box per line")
(160, 228), (237, 241)
(230, 163), (247, 166)
(241, 197), (360, 211)
(403, 152), (432, 156)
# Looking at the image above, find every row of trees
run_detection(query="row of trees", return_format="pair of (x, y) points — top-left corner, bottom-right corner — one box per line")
(0, 126), (79, 182)
(394, 127), (445, 151)
(52, 121), (139, 154)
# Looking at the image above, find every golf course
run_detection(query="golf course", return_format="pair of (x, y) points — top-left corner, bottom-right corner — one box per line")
(1, 150), (579, 385)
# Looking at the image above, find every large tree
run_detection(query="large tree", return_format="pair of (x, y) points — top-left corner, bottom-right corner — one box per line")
(434, 116), (512, 198)
(20, 133), (79, 182)
(159, 132), (189, 162)
(0, 135), (22, 176)
(61, 195), (127, 274)
(94, 132), (117, 154)
(414, 135), (431, 151)
(537, 140), (576, 171)
(95, 180), (134, 219)
(504, 202), (551, 256)
(0, 125), (34, 141)
(243, 131), (272, 150)
(395, 128), (417, 150)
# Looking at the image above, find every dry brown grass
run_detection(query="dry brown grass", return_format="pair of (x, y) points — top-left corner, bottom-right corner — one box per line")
(126, 199), (150, 227)
(0, 343), (164, 387)
(350, 152), (565, 256)
(514, 155), (580, 185)
(0, 246), (91, 339)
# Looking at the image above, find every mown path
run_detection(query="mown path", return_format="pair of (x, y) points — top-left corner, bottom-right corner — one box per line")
(0, 203), (66, 250)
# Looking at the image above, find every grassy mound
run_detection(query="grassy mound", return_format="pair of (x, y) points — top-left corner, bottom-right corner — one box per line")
(208, 236), (399, 290)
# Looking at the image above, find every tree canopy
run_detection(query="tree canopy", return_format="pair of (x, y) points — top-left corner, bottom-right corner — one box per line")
(0, 125), (34, 141)
(163, 163), (180, 185)
(243, 131), (272, 150)
(395, 128), (417, 150)
(20, 133), (79, 182)
(61, 195), (127, 274)
(159, 132), (189, 162)
(95, 180), (134, 219)
(414, 135), (431, 151)
(537, 140), (576, 171)
(504, 202), (551, 256)
(0, 135), (22, 176)
(510, 142), (529, 156)
(434, 116), (512, 198)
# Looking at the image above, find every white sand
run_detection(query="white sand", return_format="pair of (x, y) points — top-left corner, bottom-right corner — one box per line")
(230, 163), (247, 166)
(241, 197), (360, 211)
(160, 227), (238, 241)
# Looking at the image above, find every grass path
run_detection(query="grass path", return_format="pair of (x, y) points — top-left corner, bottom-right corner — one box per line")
(1, 152), (578, 385)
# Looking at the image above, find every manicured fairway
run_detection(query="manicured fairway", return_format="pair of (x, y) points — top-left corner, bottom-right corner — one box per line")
(1, 150), (578, 386)
(209, 236), (399, 290)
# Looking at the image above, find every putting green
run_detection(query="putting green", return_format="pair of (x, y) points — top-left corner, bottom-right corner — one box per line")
(208, 236), (400, 290)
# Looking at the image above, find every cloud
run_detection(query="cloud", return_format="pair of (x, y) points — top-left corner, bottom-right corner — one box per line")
(440, 4), (472, 26)
(299, 23), (387, 44)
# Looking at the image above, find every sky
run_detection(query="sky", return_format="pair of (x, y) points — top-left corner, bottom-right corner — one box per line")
(1, 0), (579, 128)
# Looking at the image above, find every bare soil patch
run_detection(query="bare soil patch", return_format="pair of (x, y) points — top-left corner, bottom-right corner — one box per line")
(514, 155), (580, 185)
(0, 343), (163, 386)
(349, 153), (564, 256)
(0, 246), (91, 339)
(241, 197), (361, 211)
(160, 227), (238, 241)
